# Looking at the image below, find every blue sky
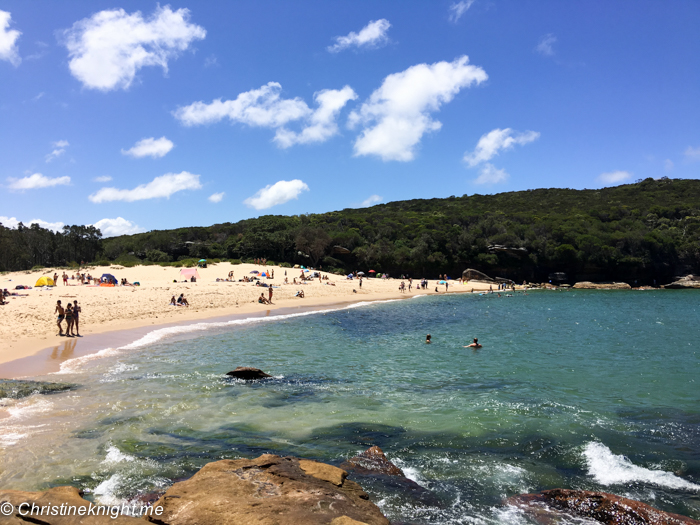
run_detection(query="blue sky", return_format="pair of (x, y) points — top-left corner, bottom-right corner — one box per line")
(1, 1), (699, 236)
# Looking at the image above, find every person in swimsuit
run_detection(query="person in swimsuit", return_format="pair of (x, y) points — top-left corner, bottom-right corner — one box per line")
(64, 304), (74, 336)
(465, 338), (482, 348)
(55, 300), (65, 335)
(73, 300), (81, 336)
(426, 334), (431, 344)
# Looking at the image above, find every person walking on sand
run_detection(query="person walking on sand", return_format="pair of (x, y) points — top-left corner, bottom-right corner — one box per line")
(72, 300), (81, 336)
(55, 300), (65, 336)
(62, 272), (68, 286)
(464, 338), (482, 348)
(268, 286), (274, 304)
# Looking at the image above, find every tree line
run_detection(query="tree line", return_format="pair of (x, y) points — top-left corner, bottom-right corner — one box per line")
(2, 178), (699, 284)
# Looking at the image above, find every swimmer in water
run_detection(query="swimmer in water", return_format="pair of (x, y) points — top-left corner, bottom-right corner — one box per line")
(465, 338), (482, 348)
(426, 334), (432, 344)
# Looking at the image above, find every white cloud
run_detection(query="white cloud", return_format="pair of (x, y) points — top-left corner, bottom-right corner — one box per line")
(327, 19), (391, 53)
(273, 86), (357, 148)
(597, 170), (632, 185)
(361, 194), (382, 207)
(244, 179), (309, 210)
(463, 128), (540, 167)
(89, 171), (201, 203)
(0, 10), (21, 66)
(0, 216), (65, 231)
(94, 175), (112, 182)
(62, 6), (206, 91)
(175, 82), (356, 148)
(664, 159), (674, 171)
(8, 173), (71, 190)
(121, 136), (174, 158)
(349, 56), (487, 161)
(685, 146), (700, 161)
(92, 217), (144, 237)
(474, 163), (509, 184)
(536, 34), (557, 56)
(208, 192), (224, 203)
(449, 1), (475, 23)
(45, 140), (70, 162)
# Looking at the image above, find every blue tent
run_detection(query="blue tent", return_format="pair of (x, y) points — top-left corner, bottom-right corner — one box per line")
(101, 273), (118, 284)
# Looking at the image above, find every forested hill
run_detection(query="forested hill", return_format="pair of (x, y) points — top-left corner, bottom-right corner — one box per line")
(3, 177), (699, 284)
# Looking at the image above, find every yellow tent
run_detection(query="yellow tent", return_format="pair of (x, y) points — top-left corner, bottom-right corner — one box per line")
(35, 276), (55, 287)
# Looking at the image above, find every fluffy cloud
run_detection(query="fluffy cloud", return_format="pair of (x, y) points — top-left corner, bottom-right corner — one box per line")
(0, 10), (21, 66)
(597, 170), (632, 184)
(327, 19), (391, 53)
(89, 171), (201, 203)
(349, 56), (487, 161)
(175, 82), (356, 148)
(121, 136), (174, 158)
(685, 146), (700, 161)
(361, 194), (383, 207)
(536, 34), (557, 56)
(92, 217), (144, 237)
(474, 163), (509, 185)
(0, 216), (65, 231)
(8, 173), (71, 190)
(463, 128), (540, 167)
(449, 1), (475, 23)
(274, 86), (357, 148)
(244, 179), (309, 210)
(94, 175), (112, 182)
(46, 140), (70, 162)
(208, 192), (224, 203)
(62, 6), (205, 91)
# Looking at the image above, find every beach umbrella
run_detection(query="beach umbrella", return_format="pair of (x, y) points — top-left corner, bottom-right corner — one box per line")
(304, 269), (310, 273)
(261, 272), (268, 277)
(439, 280), (447, 284)
(250, 270), (259, 274)
(35, 276), (55, 287)
(357, 271), (365, 275)
(368, 270), (376, 273)
(198, 259), (207, 263)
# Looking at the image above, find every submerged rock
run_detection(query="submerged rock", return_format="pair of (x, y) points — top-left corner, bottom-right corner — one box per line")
(225, 366), (273, 380)
(0, 379), (77, 399)
(147, 454), (389, 525)
(507, 488), (700, 525)
(573, 281), (632, 289)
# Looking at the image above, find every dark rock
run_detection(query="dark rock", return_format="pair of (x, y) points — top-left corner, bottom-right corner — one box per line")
(507, 488), (700, 525)
(147, 454), (389, 525)
(225, 367), (273, 380)
(0, 486), (141, 524)
(0, 379), (77, 399)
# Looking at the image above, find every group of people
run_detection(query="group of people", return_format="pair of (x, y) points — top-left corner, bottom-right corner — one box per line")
(54, 299), (81, 337)
(169, 294), (189, 306)
(425, 334), (482, 348)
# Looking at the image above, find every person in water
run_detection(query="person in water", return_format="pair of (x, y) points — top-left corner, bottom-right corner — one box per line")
(465, 338), (482, 348)
(426, 334), (432, 344)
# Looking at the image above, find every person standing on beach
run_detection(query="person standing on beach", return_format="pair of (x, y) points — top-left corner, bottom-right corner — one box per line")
(53, 272), (58, 285)
(55, 300), (65, 335)
(268, 286), (273, 304)
(65, 304), (74, 336)
(73, 300), (81, 336)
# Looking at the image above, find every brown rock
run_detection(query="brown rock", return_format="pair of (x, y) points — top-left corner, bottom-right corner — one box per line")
(225, 367), (273, 380)
(146, 454), (389, 525)
(298, 459), (348, 486)
(0, 486), (142, 525)
(507, 488), (700, 525)
(340, 446), (405, 477)
(573, 281), (632, 290)
(330, 517), (370, 525)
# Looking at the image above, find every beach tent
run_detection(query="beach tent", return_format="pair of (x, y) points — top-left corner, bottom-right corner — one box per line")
(179, 268), (200, 280)
(35, 276), (55, 287)
(101, 273), (118, 285)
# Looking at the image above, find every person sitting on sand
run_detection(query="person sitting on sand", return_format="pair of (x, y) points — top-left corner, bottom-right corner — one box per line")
(426, 334), (431, 344)
(464, 338), (482, 348)
(170, 296), (178, 306)
(258, 293), (270, 305)
(55, 300), (65, 336)
(177, 294), (189, 306)
(295, 290), (304, 298)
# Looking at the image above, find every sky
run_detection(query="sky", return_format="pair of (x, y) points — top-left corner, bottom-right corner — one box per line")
(1, 1), (699, 237)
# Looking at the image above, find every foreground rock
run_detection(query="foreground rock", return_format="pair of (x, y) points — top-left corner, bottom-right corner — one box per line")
(0, 486), (141, 525)
(573, 281), (632, 290)
(147, 454), (389, 525)
(663, 275), (700, 289)
(507, 488), (700, 525)
(225, 366), (273, 380)
(341, 446), (440, 507)
(0, 379), (76, 399)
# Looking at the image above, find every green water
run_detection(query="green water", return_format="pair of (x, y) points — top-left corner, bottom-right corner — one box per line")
(1, 291), (698, 524)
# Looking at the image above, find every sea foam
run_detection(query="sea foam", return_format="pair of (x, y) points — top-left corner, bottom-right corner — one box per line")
(583, 441), (700, 491)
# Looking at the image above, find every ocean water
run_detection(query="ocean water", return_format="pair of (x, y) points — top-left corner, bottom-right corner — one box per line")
(1, 290), (699, 524)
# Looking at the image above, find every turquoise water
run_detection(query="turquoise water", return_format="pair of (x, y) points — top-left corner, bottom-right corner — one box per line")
(1, 291), (699, 524)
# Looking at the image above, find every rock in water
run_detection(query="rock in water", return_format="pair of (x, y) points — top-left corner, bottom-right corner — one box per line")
(341, 446), (405, 477)
(147, 454), (389, 525)
(0, 379), (77, 399)
(225, 366), (273, 380)
(507, 489), (700, 525)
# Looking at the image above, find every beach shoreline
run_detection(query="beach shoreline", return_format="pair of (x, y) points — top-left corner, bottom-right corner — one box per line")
(1, 262), (499, 378)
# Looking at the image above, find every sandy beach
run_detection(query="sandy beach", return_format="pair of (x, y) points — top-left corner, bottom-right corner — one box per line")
(0, 262), (498, 374)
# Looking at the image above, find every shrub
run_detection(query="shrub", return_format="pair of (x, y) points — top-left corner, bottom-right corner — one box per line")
(31, 265), (45, 271)
(146, 249), (171, 263)
(279, 262), (291, 268)
(95, 260), (112, 267)
(229, 259), (242, 265)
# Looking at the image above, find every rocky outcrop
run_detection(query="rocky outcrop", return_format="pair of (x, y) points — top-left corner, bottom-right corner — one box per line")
(663, 275), (700, 289)
(0, 379), (77, 399)
(507, 488), (700, 525)
(225, 367), (273, 380)
(0, 486), (141, 524)
(147, 454), (389, 525)
(573, 281), (632, 289)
